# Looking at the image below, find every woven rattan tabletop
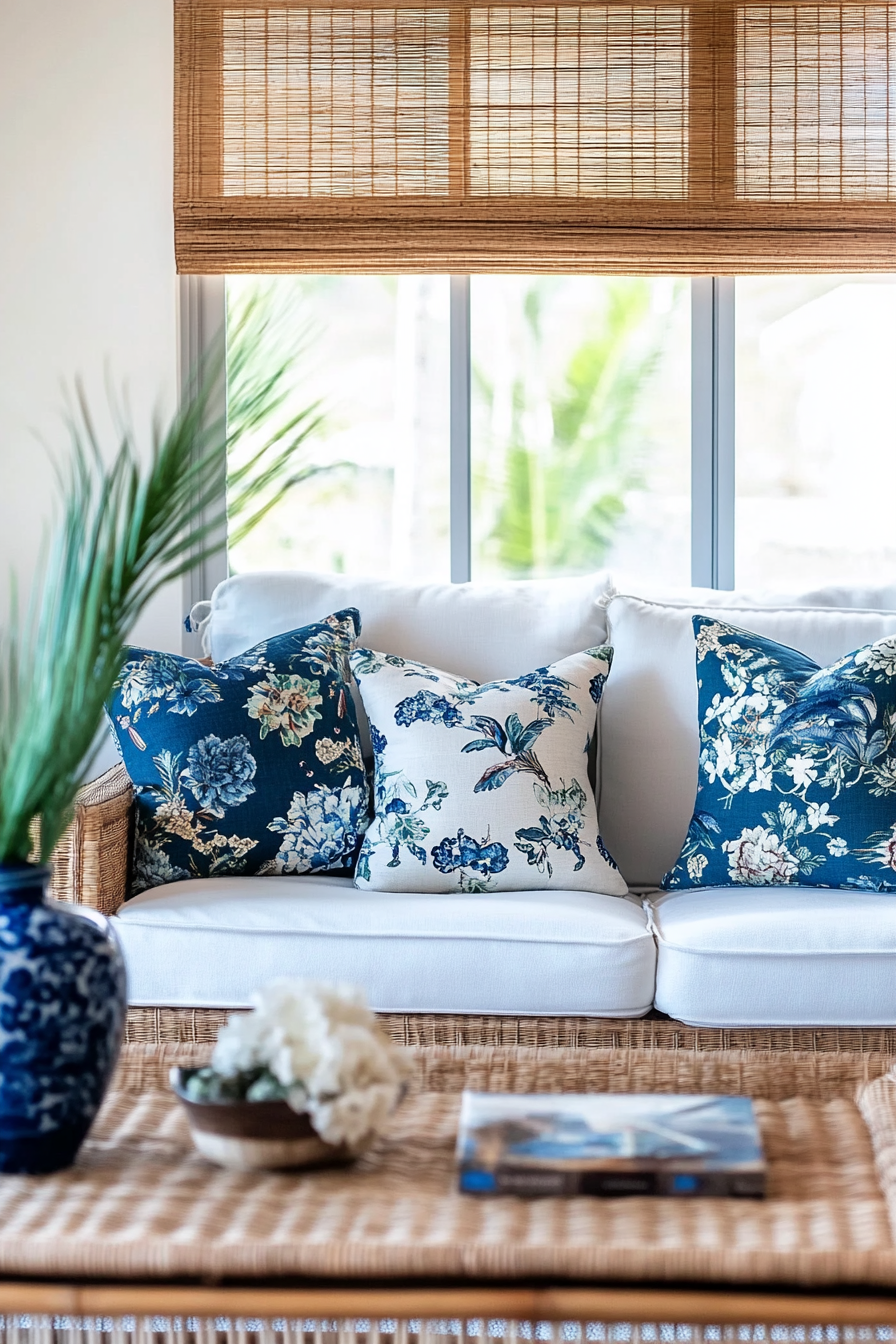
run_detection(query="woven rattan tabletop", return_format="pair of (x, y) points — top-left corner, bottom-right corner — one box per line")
(2, 1043), (896, 1289)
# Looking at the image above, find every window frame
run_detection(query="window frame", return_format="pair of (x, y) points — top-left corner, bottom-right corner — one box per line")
(691, 276), (735, 589)
(179, 270), (738, 651)
(179, 274), (228, 659)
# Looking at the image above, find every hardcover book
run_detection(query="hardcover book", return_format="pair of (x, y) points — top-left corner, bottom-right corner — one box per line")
(456, 1091), (766, 1198)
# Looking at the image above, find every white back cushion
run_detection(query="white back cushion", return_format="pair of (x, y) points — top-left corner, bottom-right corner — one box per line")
(612, 575), (896, 612)
(200, 569), (613, 680)
(600, 594), (896, 890)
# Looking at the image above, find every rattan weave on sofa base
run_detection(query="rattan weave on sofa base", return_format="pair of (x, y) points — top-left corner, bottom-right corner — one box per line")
(124, 1006), (896, 1055)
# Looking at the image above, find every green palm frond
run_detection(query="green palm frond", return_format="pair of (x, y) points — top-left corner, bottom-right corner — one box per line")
(479, 279), (662, 578)
(224, 279), (354, 546)
(0, 297), (325, 863)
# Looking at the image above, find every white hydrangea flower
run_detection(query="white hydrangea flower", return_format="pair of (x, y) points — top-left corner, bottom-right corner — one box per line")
(210, 978), (410, 1150)
(212, 1005), (273, 1076)
(307, 1021), (403, 1099)
(309, 1082), (398, 1148)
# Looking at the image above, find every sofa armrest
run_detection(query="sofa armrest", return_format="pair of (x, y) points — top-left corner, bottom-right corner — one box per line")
(49, 763), (133, 916)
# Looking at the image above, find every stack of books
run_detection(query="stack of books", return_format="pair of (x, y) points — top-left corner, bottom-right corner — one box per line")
(456, 1091), (766, 1198)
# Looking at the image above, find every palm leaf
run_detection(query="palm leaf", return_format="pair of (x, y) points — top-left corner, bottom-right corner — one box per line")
(0, 296), (326, 862)
(503, 713), (525, 752)
(473, 760), (522, 793)
(468, 715), (507, 752)
(476, 279), (667, 576)
(512, 717), (550, 753)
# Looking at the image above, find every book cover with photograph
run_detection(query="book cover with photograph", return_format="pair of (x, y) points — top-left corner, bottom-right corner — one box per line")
(456, 1091), (766, 1198)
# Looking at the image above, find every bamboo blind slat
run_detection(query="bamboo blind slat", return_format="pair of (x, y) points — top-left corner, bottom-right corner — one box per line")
(174, 0), (896, 271)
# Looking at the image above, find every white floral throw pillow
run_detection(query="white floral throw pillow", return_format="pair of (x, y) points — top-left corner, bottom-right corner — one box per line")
(349, 646), (627, 896)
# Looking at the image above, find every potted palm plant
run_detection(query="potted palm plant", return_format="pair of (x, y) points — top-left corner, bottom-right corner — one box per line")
(0, 301), (323, 1174)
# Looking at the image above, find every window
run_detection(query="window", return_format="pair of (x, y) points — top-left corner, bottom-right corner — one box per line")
(735, 276), (896, 590)
(219, 272), (896, 593)
(469, 276), (690, 586)
(227, 275), (450, 580)
(176, 0), (896, 628)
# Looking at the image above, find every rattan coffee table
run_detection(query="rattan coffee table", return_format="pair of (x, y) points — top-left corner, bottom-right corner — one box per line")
(3, 1043), (896, 1343)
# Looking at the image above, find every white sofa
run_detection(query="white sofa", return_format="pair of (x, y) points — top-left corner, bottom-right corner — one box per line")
(111, 568), (896, 1028)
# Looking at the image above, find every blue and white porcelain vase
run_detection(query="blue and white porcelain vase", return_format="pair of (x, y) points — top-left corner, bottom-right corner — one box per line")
(0, 863), (127, 1174)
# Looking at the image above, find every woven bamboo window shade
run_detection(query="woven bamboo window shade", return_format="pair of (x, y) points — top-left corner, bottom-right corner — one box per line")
(175, 0), (896, 271)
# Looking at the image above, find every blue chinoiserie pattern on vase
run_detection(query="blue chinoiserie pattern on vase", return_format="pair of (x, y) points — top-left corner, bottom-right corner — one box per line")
(0, 863), (127, 1174)
(664, 617), (896, 892)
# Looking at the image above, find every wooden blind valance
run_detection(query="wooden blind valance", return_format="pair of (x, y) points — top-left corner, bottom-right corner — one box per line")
(175, 0), (896, 272)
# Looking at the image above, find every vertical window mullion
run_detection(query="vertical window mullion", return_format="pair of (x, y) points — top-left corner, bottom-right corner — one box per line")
(691, 275), (735, 589)
(715, 276), (736, 589)
(449, 273), (472, 583)
(180, 273), (228, 656)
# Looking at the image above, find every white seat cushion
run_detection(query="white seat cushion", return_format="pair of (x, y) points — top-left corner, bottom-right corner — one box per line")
(114, 876), (656, 1016)
(650, 887), (896, 1026)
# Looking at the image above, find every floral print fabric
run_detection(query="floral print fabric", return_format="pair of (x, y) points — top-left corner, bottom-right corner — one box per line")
(107, 610), (368, 896)
(350, 646), (628, 896)
(664, 616), (896, 892)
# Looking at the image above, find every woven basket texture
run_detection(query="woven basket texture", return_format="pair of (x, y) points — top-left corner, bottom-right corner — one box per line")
(1, 1044), (896, 1286)
(50, 763), (132, 915)
(0, 1323), (802, 1344)
(123, 1007), (896, 1057)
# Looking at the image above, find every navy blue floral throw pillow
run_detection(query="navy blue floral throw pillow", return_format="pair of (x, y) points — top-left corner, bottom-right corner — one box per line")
(107, 610), (368, 896)
(664, 616), (896, 892)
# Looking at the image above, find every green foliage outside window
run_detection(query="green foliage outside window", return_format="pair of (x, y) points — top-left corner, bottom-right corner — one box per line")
(474, 279), (663, 578)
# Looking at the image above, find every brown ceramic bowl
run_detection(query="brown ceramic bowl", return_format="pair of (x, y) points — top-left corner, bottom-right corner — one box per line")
(170, 1067), (353, 1171)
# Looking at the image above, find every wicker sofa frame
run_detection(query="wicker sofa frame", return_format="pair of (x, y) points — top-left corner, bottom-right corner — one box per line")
(50, 763), (896, 1058)
(23, 763), (896, 1327)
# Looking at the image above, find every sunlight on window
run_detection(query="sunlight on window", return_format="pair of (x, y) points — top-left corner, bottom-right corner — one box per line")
(470, 275), (690, 584)
(735, 276), (896, 590)
(226, 275), (450, 581)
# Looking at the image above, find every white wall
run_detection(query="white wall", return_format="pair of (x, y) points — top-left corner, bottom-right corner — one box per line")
(0, 0), (181, 772)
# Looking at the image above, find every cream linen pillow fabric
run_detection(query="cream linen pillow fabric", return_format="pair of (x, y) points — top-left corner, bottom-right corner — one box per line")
(350, 646), (627, 896)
